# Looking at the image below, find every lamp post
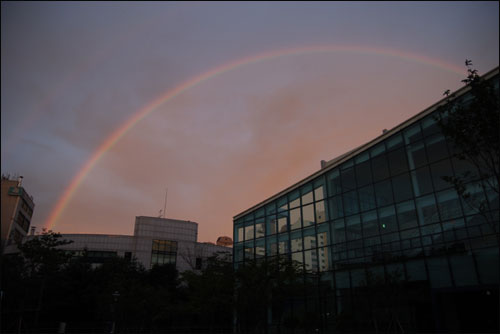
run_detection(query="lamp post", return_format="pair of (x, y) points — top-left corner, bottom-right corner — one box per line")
(110, 291), (120, 334)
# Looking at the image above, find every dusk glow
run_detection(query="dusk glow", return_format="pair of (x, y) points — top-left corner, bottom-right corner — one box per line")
(2, 2), (499, 242)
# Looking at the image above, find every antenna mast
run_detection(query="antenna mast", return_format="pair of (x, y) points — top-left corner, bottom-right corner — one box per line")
(162, 188), (168, 218)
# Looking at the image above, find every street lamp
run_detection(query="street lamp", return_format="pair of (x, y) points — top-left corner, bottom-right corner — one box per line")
(110, 291), (120, 334)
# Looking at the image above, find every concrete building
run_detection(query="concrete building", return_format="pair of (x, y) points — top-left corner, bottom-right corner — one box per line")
(1, 175), (35, 252)
(56, 216), (231, 272)
(233, 67), (499, 332)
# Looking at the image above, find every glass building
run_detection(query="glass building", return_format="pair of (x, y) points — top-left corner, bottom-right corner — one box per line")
(233, 68), (499, 333)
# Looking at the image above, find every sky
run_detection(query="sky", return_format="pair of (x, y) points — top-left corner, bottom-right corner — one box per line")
(1, 1), (499, 243)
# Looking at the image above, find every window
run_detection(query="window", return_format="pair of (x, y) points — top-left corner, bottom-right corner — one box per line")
(387, 147), (409, 176)
(304, 249), (318, 272)
(341, 167), (356, 191)
(303, 227), (316, 250)
(332, 219), (346, 244)
(303, 204), (315, 226)
(449, 254), (478, 286)
(374, 180), (394, 207)
(392, 173), (413, 203)
(411, 166), (434, 196)
(289, 190), (301, 208)
(397, 200), (418, 230)
(359, 185), (376, 212)
(335, 271), (350, 289)
(314, 177), (326, 201)
(315, 200), (327, 223)
(425, 134), (449, 163)
(327, 169), (342, 196)
(151, 240), (177, 267)
(427, 257), (452, 288)
(266, 237), (278, 256)
(329, 196), (343, 219)
(430, 159), (454, 191)
(265, 201), (276, 215)
(255, 239), (265, 258)
(317, 223), (331, 246)
(436, 189), (462, 220)
(292, 252), (304, 270)
(343, 190), (359, 216)
(236, 226), (244, 243)
(277, 215), (288, 233)
(403, 123), (423, 145)
(355, 160), (372, 187)
(266, 215), (277, 235)
(451, 157), (477, 182)
(235, 245), (244, 262)
(416, 194), (439, 225)
(290, 208), (302, 230)
(255, 219), (265, 238)
(378, 205), (398, 234)
(278, 234), (289, 254)
(301, 184), (314, 205)
(461, 182), (487, 215)
(345, 215), (362, 241)
(16, 212), (30, 232)
(362, 210), (379, 237)
(371, 154), (390, 182)
(21, 199), (33, 217)
(386, 133), (404, 151)
(291, 230), (303, 252)
(318, 247), (332, 272)
(421, 115), (441, 137)
(245, 224), (254, 241)
(406, 141), (428, 170)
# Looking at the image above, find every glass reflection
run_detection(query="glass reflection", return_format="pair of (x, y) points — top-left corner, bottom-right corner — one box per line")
(303, 227), (316, 250)
(315, 200), (327, 223)
(303, 204), (315, 226)
(291, 230), (303, 252)
(290, 208), (302, 230)
(245, 225), (254, 241)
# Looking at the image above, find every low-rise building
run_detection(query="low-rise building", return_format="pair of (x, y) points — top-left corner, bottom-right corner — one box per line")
(6, 216), (230, 272)
(58, 216), (231, 271)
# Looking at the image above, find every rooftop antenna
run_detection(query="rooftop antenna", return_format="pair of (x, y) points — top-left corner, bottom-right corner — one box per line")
(160, 188), (168, 218)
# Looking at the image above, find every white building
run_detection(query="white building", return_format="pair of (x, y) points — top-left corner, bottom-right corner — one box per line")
(56, 216), (231, 272)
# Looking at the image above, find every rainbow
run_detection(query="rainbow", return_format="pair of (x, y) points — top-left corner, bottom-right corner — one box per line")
(44, 44), (465, 230)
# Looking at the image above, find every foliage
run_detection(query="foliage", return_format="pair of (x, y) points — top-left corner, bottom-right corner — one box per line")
(234, 257), (303, 333)
(182, 252), (234, 330)
(2, 236), (308, 333)
(18, 228), (73, 276)
(437, 61), (499, 230)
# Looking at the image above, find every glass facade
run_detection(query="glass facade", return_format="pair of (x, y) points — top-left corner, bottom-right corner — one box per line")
(233, 74), (499, 332)
(151, 239), (177, 267)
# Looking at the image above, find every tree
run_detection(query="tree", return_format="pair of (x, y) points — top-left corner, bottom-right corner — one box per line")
(17, 229), (73, 331)
(234, 257), (303, 333)
(19, 229), (73, 276)
(182, 252), (234, 332)
(437, 61), (499, 237)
